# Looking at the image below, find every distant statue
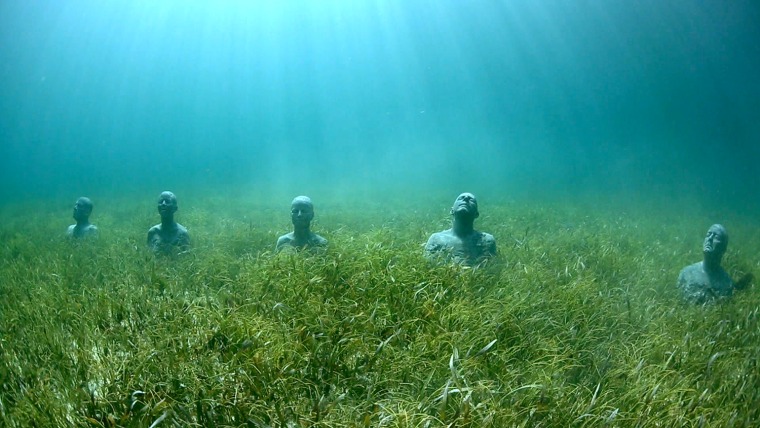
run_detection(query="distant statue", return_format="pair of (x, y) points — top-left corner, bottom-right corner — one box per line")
(424, 192), (497, 266)
(677, 224), (741, 304)
(147, 191), (190, 254)
(67, 197), (98, 238)
(276, 196), (328, 253)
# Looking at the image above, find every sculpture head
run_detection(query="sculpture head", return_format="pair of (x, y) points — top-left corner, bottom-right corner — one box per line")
(703, 224), (728, 261)
(73, 197), (93, 222)
(157, 191), (178, 219)
(291, 195), (314, 229)
(450, 192), (479, 219)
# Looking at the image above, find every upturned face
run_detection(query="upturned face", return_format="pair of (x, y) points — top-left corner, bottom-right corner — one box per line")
(157, 192), (178, 217)
(451, 193), (479, 218)
(73, 197), (93, 222)
(703, 224), (728, 258)
(291, 197), (314, 228)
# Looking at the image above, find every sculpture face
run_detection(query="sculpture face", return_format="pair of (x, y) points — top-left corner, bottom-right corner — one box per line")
(291, 196), (314, 229)
(451, 192), (479, 218)
(157, 191), (178, 217)
(703, 224), (728, 258)
(73, 197), (93, 222)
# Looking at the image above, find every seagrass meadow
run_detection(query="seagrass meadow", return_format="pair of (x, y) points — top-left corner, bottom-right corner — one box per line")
(1, 190), (759, 427)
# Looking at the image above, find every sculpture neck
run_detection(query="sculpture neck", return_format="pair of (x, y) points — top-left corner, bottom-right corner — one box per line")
(452, 217), (475, 237)
(293, 225), (311, 240)
(161, 216), (176, 229)
(703, 254), (723, 272)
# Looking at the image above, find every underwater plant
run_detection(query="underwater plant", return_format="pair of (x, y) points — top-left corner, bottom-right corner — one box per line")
(0, 192), (758, 426)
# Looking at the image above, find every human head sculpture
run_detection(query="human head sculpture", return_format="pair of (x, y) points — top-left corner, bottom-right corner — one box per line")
(291, 196), (315, 230)
(703, 224), (728, 264)
(450, 192), (479, 220)
(157, 191), (178, 220)
(73, 197), (93, 223)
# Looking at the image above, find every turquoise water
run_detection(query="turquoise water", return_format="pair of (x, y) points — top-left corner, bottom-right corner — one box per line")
(1, 0), (758, 209)
(2, 3), (760, 424)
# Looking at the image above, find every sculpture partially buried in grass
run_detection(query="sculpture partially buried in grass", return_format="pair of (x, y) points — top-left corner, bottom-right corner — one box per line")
(66, 196), (98, 238)
(147, 191), (190, 255)
(276, 195), (327, 253)
(424, 192), (497, 267)
(677, 224), (743, 304)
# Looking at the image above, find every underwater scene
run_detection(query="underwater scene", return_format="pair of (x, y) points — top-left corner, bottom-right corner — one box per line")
(1, 1), (759, 426)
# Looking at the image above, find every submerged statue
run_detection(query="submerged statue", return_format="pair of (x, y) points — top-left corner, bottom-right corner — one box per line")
(276, 196), (327, 252)
(147, 191), (190, 254)
(424, 192), (497, 266)
(677, 224), (739, 304)
(67, 197), (98, 238)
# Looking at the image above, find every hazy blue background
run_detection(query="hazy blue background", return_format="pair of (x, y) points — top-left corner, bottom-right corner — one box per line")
(1, 0), (758, 209)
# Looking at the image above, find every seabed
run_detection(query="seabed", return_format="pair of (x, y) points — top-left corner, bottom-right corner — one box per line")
(1, 191), (758, 426)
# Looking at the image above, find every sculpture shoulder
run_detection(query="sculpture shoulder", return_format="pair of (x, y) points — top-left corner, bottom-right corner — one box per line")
(85, 224), (99, 237)
(713, 267), (734, 289)
(679, 261), (701, 274)
(426, 229), (454, 246)
(424, 230), (458, 262)
(175, 223), (190, 246)
(276, 232), (295, 251)
(311, 233), (328, 246)
(147, 224), (162, 248)
(478, 231), (497, 254)
(479, 231), (496, 245)
(176, 223), (189, 235)
(277, 232), (294, 244)
(677, 262), (703, 284)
